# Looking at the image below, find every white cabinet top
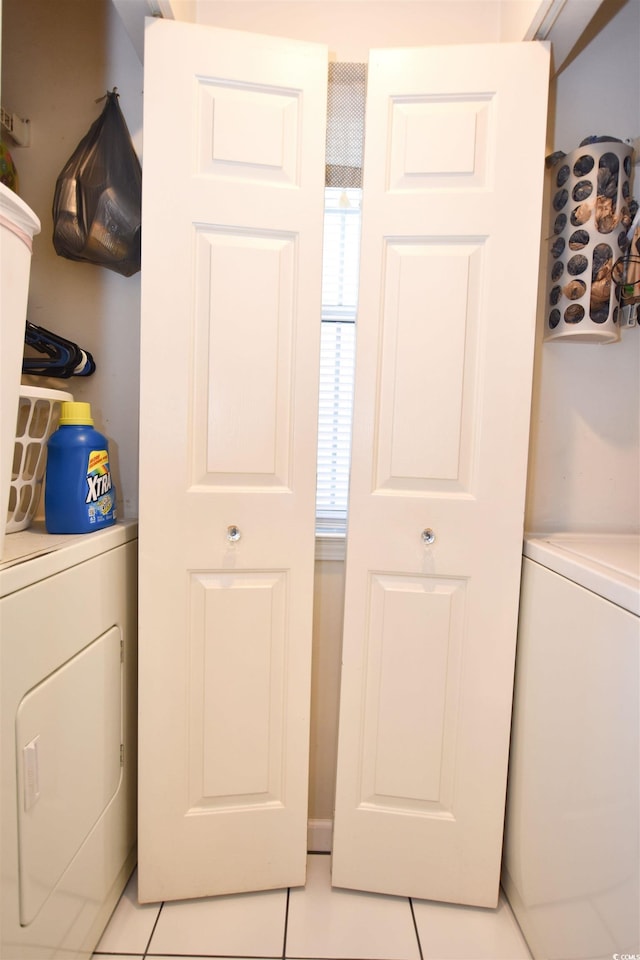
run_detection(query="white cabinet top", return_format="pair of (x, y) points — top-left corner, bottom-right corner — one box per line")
(0, 519), (138, 597)
(524, 532), (639, 615)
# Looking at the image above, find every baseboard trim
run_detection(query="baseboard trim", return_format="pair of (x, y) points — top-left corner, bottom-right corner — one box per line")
(307, 818), (333, 853)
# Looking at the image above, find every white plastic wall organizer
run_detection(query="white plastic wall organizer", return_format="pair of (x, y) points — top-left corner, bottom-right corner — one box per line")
(544, 141), (634, 344)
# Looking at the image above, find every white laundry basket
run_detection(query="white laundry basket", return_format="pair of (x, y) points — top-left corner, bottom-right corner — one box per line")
(0, 184), (41, 555)
(7, 386), (74, 533)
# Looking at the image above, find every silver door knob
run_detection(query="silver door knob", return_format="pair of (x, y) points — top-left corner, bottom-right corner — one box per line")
(226, 525), (242, 543)
(421, 528), (435, 545)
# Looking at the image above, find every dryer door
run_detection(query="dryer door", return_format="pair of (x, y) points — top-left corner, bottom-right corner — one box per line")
(16, 626), (122, 925)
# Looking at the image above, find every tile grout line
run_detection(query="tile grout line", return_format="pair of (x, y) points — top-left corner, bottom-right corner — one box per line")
(282, 886), (291, 959)
(501, 889), (534, 960)
(142, 899), (165, 959)
(409, 898), (424, 960)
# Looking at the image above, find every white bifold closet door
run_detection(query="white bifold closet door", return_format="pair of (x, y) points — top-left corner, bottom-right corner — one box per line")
(139, 16), (550, 909)
(332, 42), (550, 907)
(138, 18), (327, 903)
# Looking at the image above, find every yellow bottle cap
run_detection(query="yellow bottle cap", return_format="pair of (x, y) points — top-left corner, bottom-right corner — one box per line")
(59, 401), (94, 425)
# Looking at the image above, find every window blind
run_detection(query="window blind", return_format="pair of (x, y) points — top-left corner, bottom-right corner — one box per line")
(316, 64), (366, 535)
(316, 188), (362, 533)
(316, 63), (367, 533)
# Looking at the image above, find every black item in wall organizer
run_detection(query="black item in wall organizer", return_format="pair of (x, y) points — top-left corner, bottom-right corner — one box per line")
(545, 137), (635, 344)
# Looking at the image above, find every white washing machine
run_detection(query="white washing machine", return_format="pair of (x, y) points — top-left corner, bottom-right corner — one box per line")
(502, 533), (639, 960)
(1, 520), (138, 959)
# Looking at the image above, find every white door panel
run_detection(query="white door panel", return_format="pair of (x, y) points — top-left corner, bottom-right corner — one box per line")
(332, 42), (550, 906)
(138, 18), (327, 903)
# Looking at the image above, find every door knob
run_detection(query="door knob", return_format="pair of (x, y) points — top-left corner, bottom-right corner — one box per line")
(421, 528), (435, 545)
(226, 525), (242, 543)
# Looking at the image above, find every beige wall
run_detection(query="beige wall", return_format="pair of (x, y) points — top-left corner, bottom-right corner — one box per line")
(1, 0), (143, 519)
(309, 559), (345, 821)
(194, 1), (502, 59)
(525, 0), (640, 534)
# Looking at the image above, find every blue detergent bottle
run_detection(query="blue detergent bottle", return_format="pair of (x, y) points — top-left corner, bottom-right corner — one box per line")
(45, 401), (117, 534)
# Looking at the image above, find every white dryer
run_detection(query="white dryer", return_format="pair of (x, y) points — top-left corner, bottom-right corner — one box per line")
(1, 520), (137, 960)
(503, 533), (639, 960)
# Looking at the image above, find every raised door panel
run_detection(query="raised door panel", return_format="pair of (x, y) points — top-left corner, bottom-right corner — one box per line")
(359, 574), (465, 815)
(376, 239), (483, 490)
(192, 229), (296, 486)
(188, 571), (287, 809)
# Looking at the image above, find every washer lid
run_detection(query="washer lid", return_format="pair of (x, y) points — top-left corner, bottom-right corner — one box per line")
(523, 533), (640, 615)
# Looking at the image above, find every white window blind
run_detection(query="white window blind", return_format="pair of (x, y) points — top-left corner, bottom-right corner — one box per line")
(316, 187), (362, 534)
(316, 63), (366, 537)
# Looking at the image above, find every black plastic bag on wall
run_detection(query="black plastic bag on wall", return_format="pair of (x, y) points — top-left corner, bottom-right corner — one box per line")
(52, 89), (142, 277)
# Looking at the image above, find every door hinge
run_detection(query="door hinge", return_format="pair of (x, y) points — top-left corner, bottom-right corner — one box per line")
(120, 638), (125, 663)
(120, 743), (125, 767)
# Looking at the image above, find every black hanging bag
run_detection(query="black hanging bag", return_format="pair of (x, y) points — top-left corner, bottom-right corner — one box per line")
(52, 90), (142, 277)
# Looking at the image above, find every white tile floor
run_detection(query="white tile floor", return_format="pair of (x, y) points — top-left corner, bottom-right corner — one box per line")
(93, 853), (531, 960)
